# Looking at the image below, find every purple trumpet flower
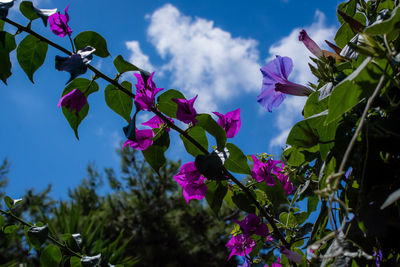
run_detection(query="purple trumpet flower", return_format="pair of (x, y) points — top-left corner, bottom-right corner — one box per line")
(258, 56), (313, 112)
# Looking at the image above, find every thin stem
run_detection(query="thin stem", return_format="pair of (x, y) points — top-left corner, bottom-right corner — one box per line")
(2, 17), (290, 247)
(67, 34), (75, 53)
(0, 208), (82, 258)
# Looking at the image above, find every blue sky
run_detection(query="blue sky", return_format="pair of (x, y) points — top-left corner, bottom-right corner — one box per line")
(1, 0), (341, 199)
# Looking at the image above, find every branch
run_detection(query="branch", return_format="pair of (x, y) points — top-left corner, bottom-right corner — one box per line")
(0, 208), (82, 258)
(2, 17), (289, 247)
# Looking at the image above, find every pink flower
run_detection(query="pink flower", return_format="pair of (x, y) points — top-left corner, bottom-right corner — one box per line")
(225, 234), (255, 260)
(49, 5), (72, 37)
(299, 30), (323, 58)
(123, 129), (155, 150)
(172, 95), (198, 125)
(174, 162), (207, 203)
(277, 172), (294, 195)
(142, 115), (174, 132)
(251, 155), (279, 186)
(134, 72), (163, 111)
(58, 89), (87, 114)
(212, 108), (241, 138)
(233, 213), (269, 236)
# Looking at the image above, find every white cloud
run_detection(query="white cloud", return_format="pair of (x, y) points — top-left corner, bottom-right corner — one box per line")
(125, 41), (155, 72)
(268, 10), (336, 150)
(145, 4), (261, 112)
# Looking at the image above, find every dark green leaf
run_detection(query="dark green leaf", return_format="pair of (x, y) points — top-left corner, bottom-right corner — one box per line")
(0, 215), (4, 228)
(232, 191), (256, 213)
(17, 34), (48, 83)
(81, 254), (101, 267)
(326, 57), (381, 124)
(0, 20), (4, 31)
(157, 89), (185, 118)
(28, 225), (48, 248)
(195, 153), (225, 180)
(40, 245), (62, 267)
(205, 181), (227, 215)
(104, 81), (133, 123)
(0, 31), (16, 84)
(257, 178), (289, 207)
(113, 55), (139, 74)
(307, 195), (319, 213)
(249, 235), (266, 258)
(224, 143), (251, 174)
(282, 146), (318, 167)
(61, 78), (99, 139)
(308, 202), (329, 245)
(295, 212), (309, 225)
(20, 1), (40, 21)
(142, 130), (170, 173)
(3, 196), (13, 209)
(142, 145), (166, 174)
(74, 31), (110, 58)
(179, 126), (208, 157)
(280, 212), (296, 228)
(195, 114), (227, 149)
(364, 6), (400, 35)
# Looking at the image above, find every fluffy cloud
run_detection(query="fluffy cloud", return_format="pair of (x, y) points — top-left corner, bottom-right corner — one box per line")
(126, 40), (155, 72)
(268, 10), (336, 150)
(146, 4), (261, 112)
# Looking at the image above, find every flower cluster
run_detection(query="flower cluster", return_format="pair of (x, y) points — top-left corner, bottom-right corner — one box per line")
(173, 162), (207, 203)
(251, 155), (293, 195)
(226, 213), (269, 259)
(49, 6), (72, 37)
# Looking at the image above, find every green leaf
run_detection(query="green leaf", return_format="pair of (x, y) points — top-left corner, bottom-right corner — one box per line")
(326, 57), (381, 124)
(0, 31), (17, 84)
(307, 195), (319, 213)
(40, 245), (62, 267)
(364, 6), (400, 35)
(232, 191), (256, 213)
(104, 81), (133, 123)
(179, 126), (208, 157)
(16, 34), (48, 83)
(224, 143), (251, 175)
(308, 202), (329, 245)
(74, 31), (110, 58)
(195, 114), (227, 149)
(113, 55), (139, 74)
(0, 20), (4, 31)
(70, 256), (82, 267)
(157, 89), (185, 118)
(61, 78), (99, 139)
(20, 1), (40, 21)
(4, 224), (18, 234)
(3, 196), (13, 209)
(205, 181), (228, 215)
(282, 146), (318, 167)
(303, 90), (329, 118)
